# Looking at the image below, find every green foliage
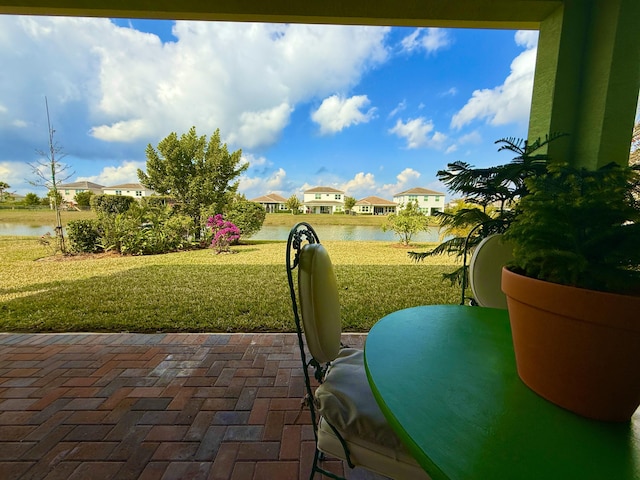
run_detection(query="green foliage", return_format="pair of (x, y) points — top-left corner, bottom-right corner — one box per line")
(138, 127), (248, 236)
(67, 219), (102, 253)
(47, 189), (63, 207)
(409, 134), (565, 285)
(224, 199), (266, 238)
(285, 195), (301, 214)
(504, 162), (640, 294)
(90, 194), (135, 215)
(102, 202), (195, 255)
(24, 193), (41, 206)
(344, 196), (357, 212)
(74, 191), (94, 207)
(382, 201), (430, 245)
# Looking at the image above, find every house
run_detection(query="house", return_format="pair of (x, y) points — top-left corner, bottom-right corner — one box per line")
(394, 187), (445, 215)
(250, 193), (288, 213)
(102, 183), (156, 199)
(302, 186), (345, 214)
(58, 181), (105, 204)
(354, 196), (397, 215)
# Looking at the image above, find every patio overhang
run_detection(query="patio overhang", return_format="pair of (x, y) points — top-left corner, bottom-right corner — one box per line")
(0, 0), (638, 170)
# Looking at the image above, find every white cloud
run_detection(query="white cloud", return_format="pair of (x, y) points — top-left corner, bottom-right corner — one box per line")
(0, 162), (34, 194)
(12, 120), (28, 128)
(451, 30), (538, 129)
(388, 100), (407, 118)
(311, 94), (376, 135)
(380, 167), (422, 196)
(340, 172), (377, 198)
(78, 160), (146, 186)
(400, 28), (450, 55)
(445, 145), (458, 154)
(239, 168), (291, 199)
(0, 17), (390, 152)
(389, 117), (447, 149)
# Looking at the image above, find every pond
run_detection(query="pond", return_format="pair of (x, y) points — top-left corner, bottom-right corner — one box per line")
(0, 223), (444, 242)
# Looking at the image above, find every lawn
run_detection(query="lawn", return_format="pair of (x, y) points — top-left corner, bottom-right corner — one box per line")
(0, 236), (462, 333)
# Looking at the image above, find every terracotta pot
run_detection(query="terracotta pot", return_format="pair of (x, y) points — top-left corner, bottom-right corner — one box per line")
(501, 267), (640, 422)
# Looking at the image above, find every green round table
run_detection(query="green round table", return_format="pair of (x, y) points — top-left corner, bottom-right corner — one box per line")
(364, 305), (640, 480)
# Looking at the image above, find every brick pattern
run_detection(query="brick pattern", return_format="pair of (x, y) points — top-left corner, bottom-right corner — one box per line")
(0, 333), (386, 480)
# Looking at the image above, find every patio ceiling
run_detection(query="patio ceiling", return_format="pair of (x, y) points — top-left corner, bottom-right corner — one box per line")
(0, 0), (638, 169)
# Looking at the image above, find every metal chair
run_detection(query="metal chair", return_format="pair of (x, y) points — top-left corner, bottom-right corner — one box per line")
(286, 222), (430, 480)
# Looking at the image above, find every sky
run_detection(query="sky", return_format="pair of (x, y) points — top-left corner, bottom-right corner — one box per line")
(0, 16), (559, 201)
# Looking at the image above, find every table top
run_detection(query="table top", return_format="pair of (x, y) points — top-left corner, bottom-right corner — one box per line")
(364, 305), (640, 480)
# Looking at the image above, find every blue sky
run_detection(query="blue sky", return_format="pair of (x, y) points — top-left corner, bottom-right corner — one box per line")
(0, 16), (544, 200)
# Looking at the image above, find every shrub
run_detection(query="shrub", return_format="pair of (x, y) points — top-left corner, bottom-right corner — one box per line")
(207, 214), (240, 253)
(91, 194), (135, 215)
(67, 219), (102, 253)
(224, 199), (266, 238)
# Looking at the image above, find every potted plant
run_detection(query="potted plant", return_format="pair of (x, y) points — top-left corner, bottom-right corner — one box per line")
(502, 160), (640, 421)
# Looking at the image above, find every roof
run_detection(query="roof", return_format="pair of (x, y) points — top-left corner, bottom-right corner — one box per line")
(58, 181), (104, 189)
(355, 196), (396, 206)
(394, 187), (445, 196)
(302, 200), (344, 206)
(103, 183), (150, 190)
(251, 193), (288, 203)
(304, 186), (344, 194)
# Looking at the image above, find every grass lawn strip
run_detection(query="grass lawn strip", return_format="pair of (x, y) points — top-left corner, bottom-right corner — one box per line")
(0, 237), (460, 333)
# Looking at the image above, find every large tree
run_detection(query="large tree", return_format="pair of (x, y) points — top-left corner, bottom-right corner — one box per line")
(138, 127), (248, 237)
(0, 181), (10, 201)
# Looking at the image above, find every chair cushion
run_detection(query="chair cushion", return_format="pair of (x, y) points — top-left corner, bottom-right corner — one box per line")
(315, 348), (408, 453)
(469, 234), (513, 309)
(298, 243), (341, 363)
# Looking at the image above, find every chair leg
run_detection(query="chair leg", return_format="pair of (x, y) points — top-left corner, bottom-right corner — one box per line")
(311, 448), (347, 480)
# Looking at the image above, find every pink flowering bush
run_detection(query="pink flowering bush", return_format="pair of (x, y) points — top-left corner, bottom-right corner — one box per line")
(206, 214), (241, 253)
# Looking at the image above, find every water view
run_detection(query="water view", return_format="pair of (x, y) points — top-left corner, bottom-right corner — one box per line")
(1, 223), (443, 242)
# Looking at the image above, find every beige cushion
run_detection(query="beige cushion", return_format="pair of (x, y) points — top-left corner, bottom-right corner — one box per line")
(298, 244), (341, 363)
(315, 348), (411, 454)
(469, 234), (513, 309)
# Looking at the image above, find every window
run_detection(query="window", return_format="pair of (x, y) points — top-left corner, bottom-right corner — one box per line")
(424, 196), (429, 201)
(115, 190), (122, 196)
(135, 191), (142, 197)
(64, 190), (69, 195)
(77, 189), (85, 193)
(315, 194), (321, 200)
(435, 196), (440, 202)
(362, 206), (369, 212)
(408, 195), (418, 202)
(335, 194), (341, 200)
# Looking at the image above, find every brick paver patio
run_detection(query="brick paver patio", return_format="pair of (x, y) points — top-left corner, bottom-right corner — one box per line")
(0, 333), (387, 480)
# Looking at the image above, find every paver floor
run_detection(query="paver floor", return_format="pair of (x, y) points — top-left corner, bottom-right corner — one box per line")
(0, 333), (388, 480)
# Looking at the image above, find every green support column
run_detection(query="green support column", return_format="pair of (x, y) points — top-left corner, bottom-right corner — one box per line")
(529, 0), (640, 169)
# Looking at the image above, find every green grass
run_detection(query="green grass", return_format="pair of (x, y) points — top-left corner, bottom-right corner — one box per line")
(0, 236), (461, 333)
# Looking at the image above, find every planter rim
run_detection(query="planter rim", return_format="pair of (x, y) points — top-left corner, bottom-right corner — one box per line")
(501, 266), (640, 334)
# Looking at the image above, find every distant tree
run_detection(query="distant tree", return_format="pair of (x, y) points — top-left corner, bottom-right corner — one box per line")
(224, 197), (266, 239)
(138, 127), (247, 238)
(29, 98), (74, 253)
(285, 195), (301, 214)
(630, 121), (640, 166)
(344, 196), (357, 214)
(74, 191), (94, 207)
(382, 201), (430, 246)
(24, 193), (41, 206)
(0, 181), (9, 201)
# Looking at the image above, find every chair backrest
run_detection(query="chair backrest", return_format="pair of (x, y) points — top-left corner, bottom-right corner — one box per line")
(298, 243), (342, 363)
(286, 223), (342, 367)
(469, 234), (513, 309)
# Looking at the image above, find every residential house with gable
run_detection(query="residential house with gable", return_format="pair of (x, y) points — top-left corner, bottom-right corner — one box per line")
(302, 186), (345, 214)
(58, 181), (105, 204)
(102, 183), (156, 199)
(393, 187), (445, 215)
(353, 196), (397, 215)
(250, 193), (288, 213)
